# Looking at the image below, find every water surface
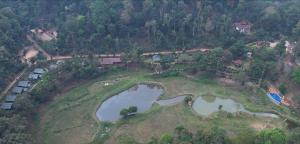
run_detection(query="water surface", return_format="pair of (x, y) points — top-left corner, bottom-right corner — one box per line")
(155, 96), (186, 106)
(193, 96), (278, 118)
(96, 84), (163, 122)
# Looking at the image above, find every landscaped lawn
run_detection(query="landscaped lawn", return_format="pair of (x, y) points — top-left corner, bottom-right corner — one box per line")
(35, 69), (289, 144)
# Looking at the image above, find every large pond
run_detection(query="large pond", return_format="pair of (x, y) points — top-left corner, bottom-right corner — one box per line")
(192, 96), (279, 118)
(97, 84), (187, 122)
(96, 84), (163, 122)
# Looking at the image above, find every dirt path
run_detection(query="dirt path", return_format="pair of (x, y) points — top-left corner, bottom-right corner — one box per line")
(3, 37), (208, 99)
(27, 35), (52, 60)
(0, 66), (29, 99)
(26, 36), (209, 61)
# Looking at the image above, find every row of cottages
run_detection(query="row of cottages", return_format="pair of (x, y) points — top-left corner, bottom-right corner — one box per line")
(1, 68), (46, 110)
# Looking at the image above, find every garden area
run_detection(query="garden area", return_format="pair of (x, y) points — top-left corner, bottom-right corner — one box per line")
(34, 69), (293, 144)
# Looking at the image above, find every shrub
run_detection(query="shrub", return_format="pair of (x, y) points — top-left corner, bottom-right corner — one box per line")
(292, 68), (300, 85)
(128, 106), (138, 113)
(120, 109), (129, 118)
(279, 83), (287, 95)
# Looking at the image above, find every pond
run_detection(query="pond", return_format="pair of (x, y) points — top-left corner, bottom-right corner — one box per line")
(96, 84), (163, 122)
(192, 96), (279, 118)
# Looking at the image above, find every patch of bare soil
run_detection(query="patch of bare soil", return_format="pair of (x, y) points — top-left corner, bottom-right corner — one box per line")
(25, 47), (39, 60)
(218, 78), (238, 86)
(251, 123), (267, 131)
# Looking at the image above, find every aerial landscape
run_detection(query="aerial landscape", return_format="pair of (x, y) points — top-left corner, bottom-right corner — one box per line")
(1, 0), (300, 144)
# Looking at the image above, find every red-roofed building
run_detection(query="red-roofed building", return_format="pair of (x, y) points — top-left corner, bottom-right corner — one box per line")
(100, 57), (122, 65)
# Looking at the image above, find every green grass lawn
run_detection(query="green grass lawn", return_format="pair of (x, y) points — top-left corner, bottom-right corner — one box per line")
(35, 69), (292, 144)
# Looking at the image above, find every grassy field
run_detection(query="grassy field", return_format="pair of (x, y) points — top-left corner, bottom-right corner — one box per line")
(35, 69), (290, 144)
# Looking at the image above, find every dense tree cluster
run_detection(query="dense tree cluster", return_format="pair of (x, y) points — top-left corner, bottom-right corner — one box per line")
(147, 126), (230, 144)
(0, 0), (300, 143)
(119, 126), (289, 144)
(13, 0), (298, 55)
(0, 5), (27, 91)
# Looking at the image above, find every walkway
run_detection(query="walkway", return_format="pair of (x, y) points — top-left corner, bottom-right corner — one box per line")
(2, 37), (209, 98)
(26, 35), (210, 61)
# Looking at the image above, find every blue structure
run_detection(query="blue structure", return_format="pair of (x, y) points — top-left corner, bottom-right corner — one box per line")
(267, 93), (281, 105)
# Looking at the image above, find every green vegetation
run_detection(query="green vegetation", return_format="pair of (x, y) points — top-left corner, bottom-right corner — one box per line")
(1, 0), (300, 143)
(32, 70), (292, 144)
(120, 106), (138, 118)
(279, 83), (287, 95)
(146, 127), (288, 144)
(292, 68), (300, 85)
(255, 128), (287, 144)
(183, 96), (192, 105)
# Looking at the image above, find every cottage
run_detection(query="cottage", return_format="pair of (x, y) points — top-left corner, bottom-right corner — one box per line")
(161, 55), (175, 63)
(233, 21), (251, 33)
(100, 57), (122, 65)
(285, 41), (295, 55)
(33, 68), (45, 74)
(18, 81), (30, 88)
(247, 52), (252, 58)
(5, 95), (17, 102)
(1, 103), (13, 110)
(12, 87), (24, 94)
(28, 73), (40, 80)
(49, 64), (58, 70)
(152, 55), (161, 62)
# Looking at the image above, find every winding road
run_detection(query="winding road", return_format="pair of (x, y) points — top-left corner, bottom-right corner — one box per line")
(1, 36), (209, 99)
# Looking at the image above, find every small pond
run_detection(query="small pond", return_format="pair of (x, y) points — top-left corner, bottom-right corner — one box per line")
(192, 96), (279, 118)
(96, 84), (163, 122)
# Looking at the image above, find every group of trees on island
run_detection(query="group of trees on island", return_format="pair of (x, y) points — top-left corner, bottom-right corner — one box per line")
(120, 106), (138, 118)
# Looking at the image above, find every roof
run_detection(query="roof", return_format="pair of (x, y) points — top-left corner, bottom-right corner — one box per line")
(232, 60), (242, 66)
(161, 55), (175, 63)
(33, 68), (45, 74)
(18, 81), (30, 87)
(1, 103), (13, 110)
(28, 73), (40, 79)
(269, 93), (282, 103)
(233, 21), (251, 33)
(49, 64), (58, 70)
(152, 55), (161, 62)
(12, 87), (24, 94)
(100, 57), (122, 65)
(5, 95), (17, 102)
